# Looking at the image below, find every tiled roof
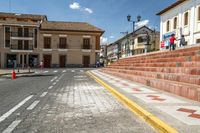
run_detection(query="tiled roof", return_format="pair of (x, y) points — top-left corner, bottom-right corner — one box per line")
(0, 12), (47, 20)
(40, 21), (104, 33)
(156, 0), (187, 15)
(0, 20), (40, 26)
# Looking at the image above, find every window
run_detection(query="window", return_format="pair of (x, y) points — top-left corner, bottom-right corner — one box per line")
(173, 17), (177, 29)
(59, 37), (67, 48)
(18, 28), (23, 37)
(34, 29), (37, 48)
(5, 27), (10, 48)
(44, 37), (51, 49)
(184, 12), (189, 26)
(24, 28), (29, 37)
(83, 38), (90, 49)
(198, 6), (200, 21)
(196, 38), (200, 43)
(137, 36), (146, 43)
(166, 20), (170, 32)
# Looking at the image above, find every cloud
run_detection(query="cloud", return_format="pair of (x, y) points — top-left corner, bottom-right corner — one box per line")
(109, 36), (114, 39)
(69, 2), (93, 14)
(100, 37), (108, 45)
(84, 8), (93, 14)
(69, 2), (80, 10)
(135, 20), (149, 29)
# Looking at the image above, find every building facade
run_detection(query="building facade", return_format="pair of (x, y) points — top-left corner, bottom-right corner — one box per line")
(157, 0), (200, 49)
(0, 12), (104, 68)
(107, 26), (160, 61)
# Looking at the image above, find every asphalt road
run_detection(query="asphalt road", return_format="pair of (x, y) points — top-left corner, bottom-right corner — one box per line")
(0, 68), (156, 133)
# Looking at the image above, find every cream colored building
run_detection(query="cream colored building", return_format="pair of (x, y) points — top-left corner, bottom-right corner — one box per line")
(0, 12), (104, 68)
(157, 0), (200, 49)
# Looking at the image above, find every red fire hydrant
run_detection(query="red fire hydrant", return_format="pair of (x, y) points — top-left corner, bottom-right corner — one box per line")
(12, 70), (16, 80)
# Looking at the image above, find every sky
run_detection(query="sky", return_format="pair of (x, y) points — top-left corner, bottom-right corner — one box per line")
(0, 0), (176, 44)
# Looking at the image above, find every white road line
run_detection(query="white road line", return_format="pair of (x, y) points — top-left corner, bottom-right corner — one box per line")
(71, 70), (75, 72)
(80, 70), (83, 72)
(40, 92), (48, 97)
(2, 120), (22, 133)
(53, 82), (57, 85)
(27, 100), (40, 110)
(62, 70), (66, 73)
(50, 76), (58, 82)
(43, 71), (48, 73)
(56, 80), (59, 82)
(0, 95), (33, 123)
(48, 86), (53, 89)
(53, 70), (58, 73)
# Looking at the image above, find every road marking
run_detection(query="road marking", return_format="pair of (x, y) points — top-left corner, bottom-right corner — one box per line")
(0, 95), (33, 123)
(71, 70), (75, 72)
(87, 71), (178, 133)
(48, 86), (53, 89)
(2, 120), (22, 133)
(43, 71), (48, 73)
(80, 70), (83, 72)
(53, 82), (57, 85)
(40, 92), (48, 97)
(53, 70), (58, 73)
(156, 106), (200, 125)
(50, 76), (58, 82)
(27, 100), (40, 110)
(62, 70), (66, 73)
(56, 80), (59, 82)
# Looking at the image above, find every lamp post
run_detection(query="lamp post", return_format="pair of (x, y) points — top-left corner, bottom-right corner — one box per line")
(127, 14), (141, 55)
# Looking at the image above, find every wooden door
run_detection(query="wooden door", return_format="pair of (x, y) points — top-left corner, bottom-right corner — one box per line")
(43, 55), (51, 68)
(83, 56), (90, 67)
(59, 55), (66, 68)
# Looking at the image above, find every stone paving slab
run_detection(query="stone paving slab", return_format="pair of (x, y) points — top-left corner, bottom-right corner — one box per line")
(9, 69), (156, 133)
(91, 69), (200, 133)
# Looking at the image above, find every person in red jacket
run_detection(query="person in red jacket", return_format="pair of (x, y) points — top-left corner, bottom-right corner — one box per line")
(169, 34), (176, 51)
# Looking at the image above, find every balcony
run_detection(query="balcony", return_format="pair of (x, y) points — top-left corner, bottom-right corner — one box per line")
(57, 43), (68, 51)
(10, 44), (33, 52)
(81, 44), (92, 52)
(10, 32), (34, 40)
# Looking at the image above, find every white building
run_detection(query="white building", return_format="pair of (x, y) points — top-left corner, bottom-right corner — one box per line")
(157, 0), (200, 49)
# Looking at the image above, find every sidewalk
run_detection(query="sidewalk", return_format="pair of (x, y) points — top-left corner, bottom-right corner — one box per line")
(90, 69), (200, 133)
(0, 69), (35, 76)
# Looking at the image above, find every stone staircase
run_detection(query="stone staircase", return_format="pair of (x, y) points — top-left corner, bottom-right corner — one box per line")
(102, 45), (200, 102)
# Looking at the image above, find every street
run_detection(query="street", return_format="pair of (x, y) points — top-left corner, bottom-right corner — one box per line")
(0, 68), (155, 133)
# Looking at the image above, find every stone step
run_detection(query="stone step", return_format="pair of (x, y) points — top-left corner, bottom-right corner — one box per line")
(101, 69), (200, 102)
(103, 68), (200, 85)
(119, 46), (200, 62)
(106, 66), (200, 75)
(115, 55), (200, 64)
(108, 61), (200, 67)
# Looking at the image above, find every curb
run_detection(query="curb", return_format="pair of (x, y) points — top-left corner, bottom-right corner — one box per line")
(87, 71), (179, 133)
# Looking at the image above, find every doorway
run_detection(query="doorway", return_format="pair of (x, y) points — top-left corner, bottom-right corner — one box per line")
(83, 55), (90, 67)
(59, 55), (66, 68)
(43, 55), (51, 68)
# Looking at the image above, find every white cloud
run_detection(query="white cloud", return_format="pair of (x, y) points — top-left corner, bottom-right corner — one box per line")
(135, 20), (149, 29)
(109, 36), (114, 39)
(100, 37), (108, 45)
(69, 2), (93, 14)
(84, 8), (93, 14)
(69, 2), (80, 10)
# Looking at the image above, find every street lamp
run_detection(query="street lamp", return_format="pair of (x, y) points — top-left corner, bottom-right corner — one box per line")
(127, 14), (141, 55)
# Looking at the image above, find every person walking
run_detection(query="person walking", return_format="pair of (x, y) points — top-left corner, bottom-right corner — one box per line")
(40, 60), (44, 72)
(169, 34), (176, 51)
(179, 35), (186, 47)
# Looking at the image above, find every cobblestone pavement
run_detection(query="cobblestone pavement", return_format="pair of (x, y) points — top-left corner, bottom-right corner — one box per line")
(0, 68), (156, 133)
